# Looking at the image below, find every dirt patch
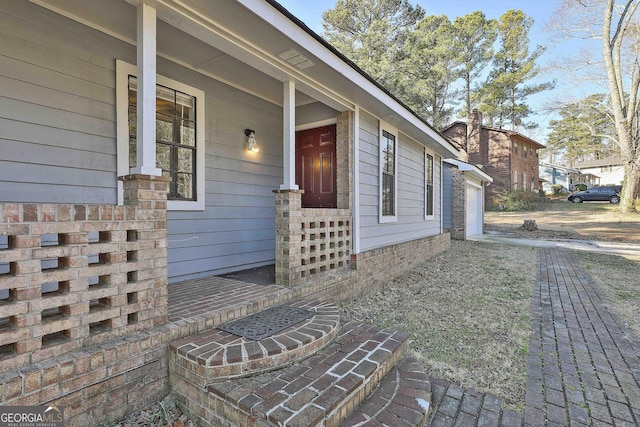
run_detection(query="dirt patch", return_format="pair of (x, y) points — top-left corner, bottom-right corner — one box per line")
(485, 201), (640, 243)
(485, 223), (584, 241)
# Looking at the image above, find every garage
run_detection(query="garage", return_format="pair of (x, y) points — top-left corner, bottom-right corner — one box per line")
(466, 180), (484, 237)
(443, 159), (493, 240)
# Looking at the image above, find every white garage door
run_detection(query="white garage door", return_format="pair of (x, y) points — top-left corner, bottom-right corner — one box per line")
(466, 183), (483, 238)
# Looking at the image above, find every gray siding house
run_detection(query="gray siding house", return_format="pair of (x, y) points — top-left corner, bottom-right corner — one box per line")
(1, 0), (457, 284)
(539, 163), (578, 193)
(0, 1), (463, 423)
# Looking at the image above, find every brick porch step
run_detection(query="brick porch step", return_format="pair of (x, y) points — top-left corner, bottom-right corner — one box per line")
(339, 357), (431, 426)
(169, 301), (340, 386)
(171, 319), (412, 426)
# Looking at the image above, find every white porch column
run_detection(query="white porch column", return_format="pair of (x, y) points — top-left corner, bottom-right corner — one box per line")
(132, 2), (162, 176)
(280, 80), (299, 190)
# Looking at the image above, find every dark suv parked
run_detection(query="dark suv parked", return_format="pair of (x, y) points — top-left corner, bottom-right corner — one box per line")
(567, 186), (621, 204)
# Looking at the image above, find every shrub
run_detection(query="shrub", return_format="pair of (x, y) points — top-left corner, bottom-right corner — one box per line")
(550, 184), (564, 195)
(575, 184), (587, 191)
(497, 190), (538, 211)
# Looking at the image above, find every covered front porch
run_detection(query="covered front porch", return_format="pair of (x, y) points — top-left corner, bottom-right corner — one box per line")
(168, 257), (356, 341)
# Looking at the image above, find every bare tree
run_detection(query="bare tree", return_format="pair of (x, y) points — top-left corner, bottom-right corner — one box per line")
(550, 0), (640, 212)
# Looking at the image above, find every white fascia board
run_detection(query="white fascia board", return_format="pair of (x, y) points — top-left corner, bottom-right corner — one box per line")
(444, 159), (493, 183)
(236, 0), (458, 156)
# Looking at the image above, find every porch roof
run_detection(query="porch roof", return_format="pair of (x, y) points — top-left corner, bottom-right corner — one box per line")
(33, 0), (459, 158)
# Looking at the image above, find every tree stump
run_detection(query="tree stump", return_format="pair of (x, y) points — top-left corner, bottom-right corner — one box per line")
(523, 219), (538, 232)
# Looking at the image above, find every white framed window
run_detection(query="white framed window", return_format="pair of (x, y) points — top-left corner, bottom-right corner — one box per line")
(116, 60), (205, 210)
(523, 172), (527, 190)
(379, 123), (398, 223)
(425, 150), (434, 219)
(513, 170), (518, 189)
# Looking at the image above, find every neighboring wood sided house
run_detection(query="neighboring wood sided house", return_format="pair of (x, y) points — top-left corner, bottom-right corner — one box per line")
(539, 163), (580, 193)
(0, 0), (484, 424)
(573, 156), (625, 188)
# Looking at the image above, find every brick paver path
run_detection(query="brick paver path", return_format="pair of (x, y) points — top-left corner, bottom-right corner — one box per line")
(427, 247), (640, 426)
(524, 248), (640, 426)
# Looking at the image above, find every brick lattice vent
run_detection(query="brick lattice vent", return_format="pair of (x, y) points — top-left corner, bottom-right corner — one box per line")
(0, 205), (166, 371)
(274, 190), (352, 287)
(300, 212), (351, 279)
(0, 175), (171, 426)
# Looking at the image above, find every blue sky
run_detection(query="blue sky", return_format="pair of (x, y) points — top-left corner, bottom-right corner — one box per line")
(275, 0), (590, 141)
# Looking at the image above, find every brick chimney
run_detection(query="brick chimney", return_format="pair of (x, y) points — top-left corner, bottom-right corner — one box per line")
(467, 109), (482, 165)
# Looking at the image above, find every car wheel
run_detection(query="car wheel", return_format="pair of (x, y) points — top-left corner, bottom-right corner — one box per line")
(573, 196), (583, 203)
(610, 195), (620, 204)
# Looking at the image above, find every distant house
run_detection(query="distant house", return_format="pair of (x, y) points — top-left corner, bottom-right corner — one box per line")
(568, 171), (601, 191)
(443, 110), (545, 207)
(573, 157), (625, 187)
(539, 163), (578, 193)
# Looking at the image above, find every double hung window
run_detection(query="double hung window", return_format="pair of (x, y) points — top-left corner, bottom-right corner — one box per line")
(380, 129), (397, 221)
(116, 61), (205, 210)
(425, 153), (434, 217)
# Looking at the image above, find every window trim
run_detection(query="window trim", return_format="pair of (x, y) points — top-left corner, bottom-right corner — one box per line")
(424, 149), (435, 220)
(116, 60), (205, 211)
(379, 123), (398, 223)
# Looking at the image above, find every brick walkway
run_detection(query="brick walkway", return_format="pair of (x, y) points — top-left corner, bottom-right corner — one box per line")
(525, 248), (640, 426)
(427, 247), (640, 426)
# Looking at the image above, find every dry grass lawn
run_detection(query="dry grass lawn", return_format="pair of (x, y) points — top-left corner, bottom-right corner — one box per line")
(485, 201), (640, 243)
(576, 251), (640, 338)
(339, 240), (536, 410)
(486, 200), (640, 338)
(340, 203), (640, 413)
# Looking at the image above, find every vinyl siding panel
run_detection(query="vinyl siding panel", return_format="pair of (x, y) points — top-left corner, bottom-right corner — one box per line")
(358, 111), (442, 252)
(0, 2), (282, 283)
(0, 2), (128, 204)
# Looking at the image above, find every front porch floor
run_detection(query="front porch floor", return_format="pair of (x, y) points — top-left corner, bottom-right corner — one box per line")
(167, 266), (356, 341)
(169, 275), (287, 324)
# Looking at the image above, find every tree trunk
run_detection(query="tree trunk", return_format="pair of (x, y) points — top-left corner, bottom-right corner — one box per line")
(620, 159), (639, 212)
(601, 0), (640, 213)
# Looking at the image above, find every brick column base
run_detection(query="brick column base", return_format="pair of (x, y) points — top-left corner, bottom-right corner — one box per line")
(273, 189), (304, 286)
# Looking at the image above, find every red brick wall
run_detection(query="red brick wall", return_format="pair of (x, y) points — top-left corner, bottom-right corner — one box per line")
(484, 130), (512, 206)
(444, 120), (541, 207)
(351, 233), (450, 291)
(510, 135), (541, 192)
(451, 169), (467, 240)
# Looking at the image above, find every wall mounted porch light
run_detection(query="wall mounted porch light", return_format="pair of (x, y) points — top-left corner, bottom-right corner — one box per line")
(245, 128), (259, 152)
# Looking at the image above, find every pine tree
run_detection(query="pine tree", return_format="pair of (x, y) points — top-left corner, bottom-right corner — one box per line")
(477, 10), (554, 129)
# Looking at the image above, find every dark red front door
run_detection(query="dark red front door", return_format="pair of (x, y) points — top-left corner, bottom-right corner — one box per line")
(295, 125), (337, 208)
